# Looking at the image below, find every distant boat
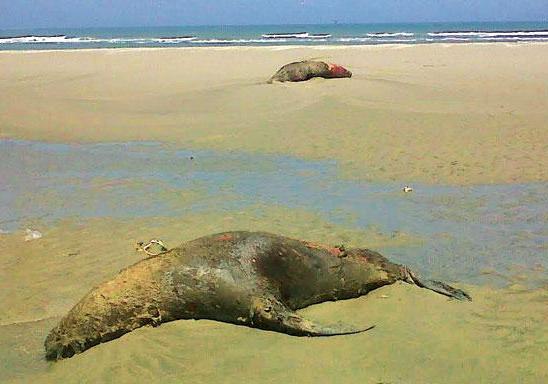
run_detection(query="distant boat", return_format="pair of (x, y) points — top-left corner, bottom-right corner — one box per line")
(261, 32), (331, 39)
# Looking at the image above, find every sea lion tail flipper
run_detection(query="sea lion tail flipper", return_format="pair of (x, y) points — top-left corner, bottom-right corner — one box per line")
(252, 296), (374, 337)
(291, 319), (375, 337)
(402, 267), (472, 301)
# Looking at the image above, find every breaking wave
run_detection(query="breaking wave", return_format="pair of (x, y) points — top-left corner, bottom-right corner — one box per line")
(427, 30), (548, 38)
(366, 32), (414, 37)
(0, 27), (546, 49)
(0, 35), (198, 44)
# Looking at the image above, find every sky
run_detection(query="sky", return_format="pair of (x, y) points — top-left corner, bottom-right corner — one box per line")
(0, 0), (547, 29)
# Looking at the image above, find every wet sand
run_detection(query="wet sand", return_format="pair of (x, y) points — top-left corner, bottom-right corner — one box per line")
(0, 215), (546, 383)
(1, 44), (547, 383)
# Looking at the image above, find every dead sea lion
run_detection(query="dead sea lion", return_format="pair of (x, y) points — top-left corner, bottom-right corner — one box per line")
(45, 231), (470, 360)
(268, 60), (352, 83)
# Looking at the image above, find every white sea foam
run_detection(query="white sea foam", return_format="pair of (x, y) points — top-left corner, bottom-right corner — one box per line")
(477, 36), (548, 41)
(338, 37), (417, 43)
(0, 35), (84, 44)
(1, 29), (546, 47)
(191, 37), (334, 44)
(425, 37), (472, 42)
(92, 37), (197, 44)
(428, 30), (548, 38)
(426, 36), (548, 43)
(261, 32), (331, 39)
(337, 37), (371, 42)
(261, 32), (309, 39)
(366, 32), (414, 37)
(0, 35), (198, 44)
(307, 34), (332, 39)
(370, 38), (418, 43)
(152, 36), (197, 43)
(191, 38), (289, 44)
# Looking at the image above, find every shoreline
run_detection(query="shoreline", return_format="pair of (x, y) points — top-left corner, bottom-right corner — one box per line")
(1, 40), (548, 54)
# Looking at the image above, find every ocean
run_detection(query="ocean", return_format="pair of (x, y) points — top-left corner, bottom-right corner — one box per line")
(1, 21), (547, 50)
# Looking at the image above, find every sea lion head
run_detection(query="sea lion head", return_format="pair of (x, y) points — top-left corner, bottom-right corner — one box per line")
(327, 63), (352, 78)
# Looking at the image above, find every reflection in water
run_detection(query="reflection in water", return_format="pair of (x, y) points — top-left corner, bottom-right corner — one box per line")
(1, 140), (546, 286)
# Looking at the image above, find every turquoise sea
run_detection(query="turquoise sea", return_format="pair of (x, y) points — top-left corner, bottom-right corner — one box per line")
(1, 21), (547, 50)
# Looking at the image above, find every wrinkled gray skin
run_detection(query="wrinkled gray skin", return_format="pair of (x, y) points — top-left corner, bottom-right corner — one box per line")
(45, 231), (470, 360)
(268, 60), (352, 83)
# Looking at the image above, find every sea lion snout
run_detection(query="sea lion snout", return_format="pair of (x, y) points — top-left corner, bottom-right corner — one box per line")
(328, 63), (352, 78)
(44, 330), (81, 360)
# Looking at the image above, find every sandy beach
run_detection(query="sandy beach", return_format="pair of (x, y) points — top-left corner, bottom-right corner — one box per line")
(1, 43), (547, 184)
(1, 43), (547, 383)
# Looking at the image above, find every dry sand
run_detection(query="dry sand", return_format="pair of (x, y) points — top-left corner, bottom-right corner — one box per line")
(1, 43), (547, 184)
(1, 44), (547, 383)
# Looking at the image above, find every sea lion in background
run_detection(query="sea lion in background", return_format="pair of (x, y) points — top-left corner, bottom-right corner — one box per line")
(268, 60), (352, 83)
(45, 231), (470, 360)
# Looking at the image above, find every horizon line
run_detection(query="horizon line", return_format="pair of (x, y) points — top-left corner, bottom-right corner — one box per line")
(1, 20), (547, 31)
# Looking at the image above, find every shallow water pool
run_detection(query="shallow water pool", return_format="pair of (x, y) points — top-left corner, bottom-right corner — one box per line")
(1, 139), (546, 286)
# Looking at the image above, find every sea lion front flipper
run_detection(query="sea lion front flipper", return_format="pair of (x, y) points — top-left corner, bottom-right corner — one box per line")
(251, 296), (374, 337)
(402, 267), (472, 301)
(416, 279), (472, 301)
(280, 314), (375, 337)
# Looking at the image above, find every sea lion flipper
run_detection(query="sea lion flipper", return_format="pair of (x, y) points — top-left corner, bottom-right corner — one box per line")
(402, 267), (472, 301)
(251, 296), (374, 337)
(417, 279), (472, 301)
(285, 318), (375, 337)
